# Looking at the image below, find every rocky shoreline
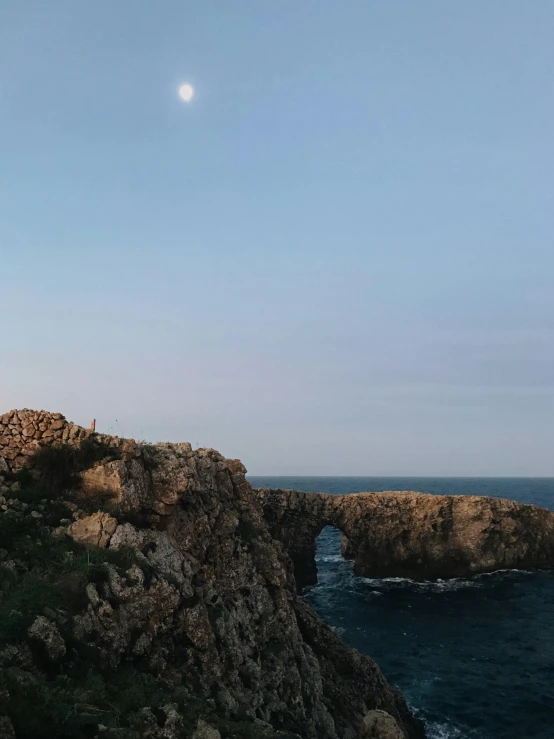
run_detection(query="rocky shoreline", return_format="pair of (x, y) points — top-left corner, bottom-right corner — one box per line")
(0, 410), (424, 739)
(4, 410), (552, 737)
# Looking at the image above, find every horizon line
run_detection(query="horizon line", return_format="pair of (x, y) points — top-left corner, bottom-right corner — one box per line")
(246, 474), (554, 480)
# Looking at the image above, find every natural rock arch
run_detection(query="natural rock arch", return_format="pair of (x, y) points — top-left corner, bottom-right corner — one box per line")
(255, 489), (340, 589)
(257, 488), (554, 588)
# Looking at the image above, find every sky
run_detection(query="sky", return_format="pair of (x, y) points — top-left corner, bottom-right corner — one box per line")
(1, 1), (553, 476)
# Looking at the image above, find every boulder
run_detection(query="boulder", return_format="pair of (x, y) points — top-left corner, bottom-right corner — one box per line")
(192, 720), (221, 739)
(28, 616), (66, 661)
(363, 710), (405, 739)
(69, 512), (118, 548)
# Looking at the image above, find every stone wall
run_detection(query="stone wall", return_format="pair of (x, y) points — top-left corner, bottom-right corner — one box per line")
(0, 409), (97, 467)
(0, 409), (122, 497)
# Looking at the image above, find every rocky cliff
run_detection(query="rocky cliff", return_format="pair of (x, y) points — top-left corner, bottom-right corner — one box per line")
(0, 410), (424, 739)
(257, 489), (554, 587)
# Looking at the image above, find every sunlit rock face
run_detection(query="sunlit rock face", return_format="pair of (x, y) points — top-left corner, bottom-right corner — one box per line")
(257, 489), (554, 585)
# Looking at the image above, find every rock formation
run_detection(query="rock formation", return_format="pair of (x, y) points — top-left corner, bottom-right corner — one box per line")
(0, 410), (424, 739)
(257, 489), (554, 587)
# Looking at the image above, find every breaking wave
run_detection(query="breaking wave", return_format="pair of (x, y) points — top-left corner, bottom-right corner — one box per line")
(360, 569), (534, 594)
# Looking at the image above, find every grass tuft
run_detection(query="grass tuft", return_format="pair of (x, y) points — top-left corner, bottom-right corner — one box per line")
(0, 578), (61, 642)
(1, 666), (210, 739)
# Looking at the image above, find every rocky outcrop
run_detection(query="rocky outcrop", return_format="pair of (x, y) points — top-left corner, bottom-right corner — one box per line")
(0, 410), (424, 739)
(362, 711), (404, 739)
(257, 489), (554, 586)
(69, 511), (119, 547)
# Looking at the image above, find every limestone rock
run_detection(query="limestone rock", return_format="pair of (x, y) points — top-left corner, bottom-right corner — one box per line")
(80, 460), (123, 499)
(159, 703), (184, 738)
(27, 616), (66, 661)
(363, 710), (405, 739)
(258, 488), (554, 583)
(80, 458), (151, 511)
(193, 720), (221, 739)
(69, 512), (118, 548)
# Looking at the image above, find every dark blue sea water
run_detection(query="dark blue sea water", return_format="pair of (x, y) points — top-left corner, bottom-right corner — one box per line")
(249, 477), (554, 739)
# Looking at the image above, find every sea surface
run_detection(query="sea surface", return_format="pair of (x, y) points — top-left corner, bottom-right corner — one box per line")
(248, 477), (554, 739)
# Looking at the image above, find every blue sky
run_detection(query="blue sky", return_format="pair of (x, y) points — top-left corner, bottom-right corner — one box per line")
(1, 1), (553, 475)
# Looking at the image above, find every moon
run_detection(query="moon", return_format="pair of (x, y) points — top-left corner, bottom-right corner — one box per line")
(178, 83), (195, 103)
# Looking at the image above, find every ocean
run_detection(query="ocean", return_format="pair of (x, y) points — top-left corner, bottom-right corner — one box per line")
(248, 477), (554, 739)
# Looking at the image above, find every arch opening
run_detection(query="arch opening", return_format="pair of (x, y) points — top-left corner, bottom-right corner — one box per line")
(310, 525), (354, 588)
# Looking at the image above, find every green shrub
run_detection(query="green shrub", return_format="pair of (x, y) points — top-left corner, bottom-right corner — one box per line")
(1, 666), (212, 739)
(25, 444), (81, 495)
(0, 529), (153, 645)
(77, 437), (121, 468)
(0, 513), (41, 548)
(16, 534), (144, 581)
(0, 562), (18, 590)
(140, 443), (161, 471)
(42, 499), (74, 527)
(11, 531), (79, 572)
(0, 578), (61, 642)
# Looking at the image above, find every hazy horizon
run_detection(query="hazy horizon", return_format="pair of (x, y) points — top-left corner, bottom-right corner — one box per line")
(248, 475), (554, 480)
(2, 2), (553, 477)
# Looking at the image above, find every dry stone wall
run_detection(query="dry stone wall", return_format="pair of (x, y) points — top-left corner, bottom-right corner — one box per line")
(0, 409), (121, 497)
(0, 409), (99, 467)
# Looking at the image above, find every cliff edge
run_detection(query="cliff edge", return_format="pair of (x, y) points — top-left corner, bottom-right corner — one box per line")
(0, 410), (424, 739)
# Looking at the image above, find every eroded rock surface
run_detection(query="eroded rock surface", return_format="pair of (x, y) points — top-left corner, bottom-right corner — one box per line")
(0, 410), (424, 739)
(362, 711), (404, 739)
(257, 489), (554, 584)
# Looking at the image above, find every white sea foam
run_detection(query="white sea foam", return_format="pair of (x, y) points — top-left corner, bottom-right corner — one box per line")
(359, 568), (535, 593)
(476, 567), (533, 577)
(424, 717), (487, 739)
(316, 555), (345, 563)
(425, 722), (472, 739)
(360, 576), (480, 593)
